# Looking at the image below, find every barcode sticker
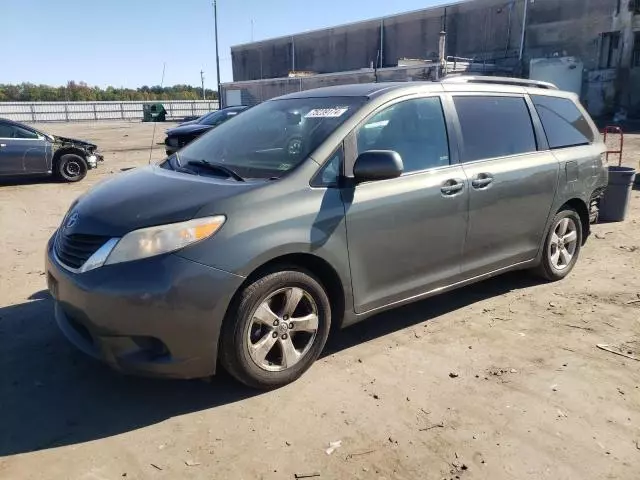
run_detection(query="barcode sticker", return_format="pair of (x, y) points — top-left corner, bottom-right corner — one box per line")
(304, 107), (349, 118)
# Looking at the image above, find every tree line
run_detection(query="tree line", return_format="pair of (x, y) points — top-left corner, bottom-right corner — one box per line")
(0, 82), (218, 102)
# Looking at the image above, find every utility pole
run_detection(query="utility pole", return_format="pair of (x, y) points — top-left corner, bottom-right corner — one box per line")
(200, 70), (206, 100)
(213, 0), (222, 106)
(291, 36), (296, 73)
(518, 0), (529, 63)
(251, 19), (254, 42)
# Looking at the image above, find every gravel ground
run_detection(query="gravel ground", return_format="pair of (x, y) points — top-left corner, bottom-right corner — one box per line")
(0, 121), (639, 480)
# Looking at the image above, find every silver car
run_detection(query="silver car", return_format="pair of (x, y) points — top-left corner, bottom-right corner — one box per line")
(46, 78), (607, 388)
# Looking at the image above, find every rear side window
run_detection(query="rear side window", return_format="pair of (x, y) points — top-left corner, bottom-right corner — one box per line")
(453, 96), (537, 162)
(531, 95), (594, 149)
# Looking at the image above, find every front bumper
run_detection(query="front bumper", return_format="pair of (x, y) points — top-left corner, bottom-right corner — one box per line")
(46, 236), (244, 379)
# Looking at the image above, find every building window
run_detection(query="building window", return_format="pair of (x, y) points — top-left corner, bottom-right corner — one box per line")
(634, 0), (640, 14)
(634, 32), (640, 67)
(599, 32), (621, 69)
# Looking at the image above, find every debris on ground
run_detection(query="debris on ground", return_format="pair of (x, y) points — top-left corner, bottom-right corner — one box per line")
(184, 460), (201, 467)
(596, 344), (640, 362)
(325, 440), (342, 455)
(449, 372), (459, 378)
(150, 464), (163, 471)
(450, 461), (469, 474)
(564, 324), (594, 331)
(294, 473), (320, 479)
(345, 449), (375, 460)
(419, 423), (444, 432)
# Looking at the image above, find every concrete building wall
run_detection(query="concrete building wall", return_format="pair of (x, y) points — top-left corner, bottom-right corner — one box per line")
(230, 0), (640, 116)
(523, 0), (615, 70)
(231, 0), (526, 81)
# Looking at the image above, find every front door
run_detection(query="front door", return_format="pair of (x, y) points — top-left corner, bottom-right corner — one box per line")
(0, 121), (49, 175)
(343, 96), (468, 313)
(451, 95), (559, 277)
(0, 121), (23, 175)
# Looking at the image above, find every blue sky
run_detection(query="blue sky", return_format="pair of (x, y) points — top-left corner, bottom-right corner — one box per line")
(2, 0), (446, 89)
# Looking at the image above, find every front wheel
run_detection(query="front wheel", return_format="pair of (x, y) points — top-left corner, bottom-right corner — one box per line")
(56, 154), (88, 182)
(220, 270), (331, 389)
(534, 208), (582, 281)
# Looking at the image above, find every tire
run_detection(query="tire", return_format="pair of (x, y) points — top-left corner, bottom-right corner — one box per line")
(220, 269), (331, 389)
(56, 154), (88, 182)
(534, 208), (583, 281)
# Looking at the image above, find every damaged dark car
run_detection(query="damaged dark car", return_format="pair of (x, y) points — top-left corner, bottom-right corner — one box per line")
(0, 118), (104, 182)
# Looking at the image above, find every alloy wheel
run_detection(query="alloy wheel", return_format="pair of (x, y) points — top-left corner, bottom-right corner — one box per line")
(548, 217), (578, 270)
(246, 287), (319, 372)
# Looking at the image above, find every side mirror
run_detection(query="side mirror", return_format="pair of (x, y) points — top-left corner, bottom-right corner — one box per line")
(353, 150), (403, 183)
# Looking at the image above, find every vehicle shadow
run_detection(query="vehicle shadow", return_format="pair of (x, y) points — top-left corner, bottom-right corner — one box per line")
(0, 272), (537, 457)
(0, 176), (58, 187)
(324, 271), (537, 354)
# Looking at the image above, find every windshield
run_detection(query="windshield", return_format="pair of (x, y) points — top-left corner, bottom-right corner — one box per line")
(199, 110), (228, 126)
(175, 96), (366, 179)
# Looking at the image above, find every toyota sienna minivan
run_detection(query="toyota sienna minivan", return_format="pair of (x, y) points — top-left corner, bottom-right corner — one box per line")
(46, 78), (608, 389)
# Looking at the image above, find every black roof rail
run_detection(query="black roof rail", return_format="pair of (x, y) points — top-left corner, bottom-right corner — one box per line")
(441, 76), (559, 90)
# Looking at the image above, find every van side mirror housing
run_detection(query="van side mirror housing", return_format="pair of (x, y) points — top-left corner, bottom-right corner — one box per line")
(353, 150), (403, 182)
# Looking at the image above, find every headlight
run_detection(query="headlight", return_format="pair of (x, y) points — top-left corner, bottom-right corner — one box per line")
(104, 215), (225, 266)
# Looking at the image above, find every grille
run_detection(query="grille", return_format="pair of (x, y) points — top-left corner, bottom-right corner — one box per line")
(55, 232), (109, 270)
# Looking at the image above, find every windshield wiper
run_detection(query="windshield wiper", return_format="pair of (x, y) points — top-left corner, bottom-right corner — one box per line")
(187, 160), (245, 182)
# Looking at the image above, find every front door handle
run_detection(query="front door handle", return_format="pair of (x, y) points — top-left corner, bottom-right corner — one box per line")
(471, 173), (494, 189)
(441, 179), (465, 196)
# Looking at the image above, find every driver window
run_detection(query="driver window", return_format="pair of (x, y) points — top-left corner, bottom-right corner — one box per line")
(0, 123), (13, 138)
(13, 126), (38, 139)
(356, 97), (450, 174)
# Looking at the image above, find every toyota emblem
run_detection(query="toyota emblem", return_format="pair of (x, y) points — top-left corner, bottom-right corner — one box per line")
(65, 211), (79, 229)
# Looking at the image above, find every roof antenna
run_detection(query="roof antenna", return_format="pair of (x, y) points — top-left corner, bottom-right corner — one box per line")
(148, 62), (167, 165)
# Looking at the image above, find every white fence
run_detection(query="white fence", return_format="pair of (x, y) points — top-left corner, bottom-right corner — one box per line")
(0, 100), (220, 123)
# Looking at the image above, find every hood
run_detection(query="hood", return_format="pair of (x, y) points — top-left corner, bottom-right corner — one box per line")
(67, 166), (260, 237)
(178, 119), (199, 126)
(166, 124), (213, 136)
(53, 135), (98, 151)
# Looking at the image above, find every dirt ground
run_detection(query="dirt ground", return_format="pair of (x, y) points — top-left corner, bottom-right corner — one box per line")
(0, 121), (639, 480)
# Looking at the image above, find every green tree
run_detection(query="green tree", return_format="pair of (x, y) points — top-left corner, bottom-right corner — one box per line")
(0, 81), (219, 102)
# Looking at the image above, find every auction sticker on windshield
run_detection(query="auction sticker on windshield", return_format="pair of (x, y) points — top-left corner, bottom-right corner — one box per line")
(304, 107), (349, 118)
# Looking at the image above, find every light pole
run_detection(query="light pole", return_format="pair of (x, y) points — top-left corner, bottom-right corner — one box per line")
(213, 0), (222, 106)
(200, 70), (206, 100)
(518, 0), (529, 63)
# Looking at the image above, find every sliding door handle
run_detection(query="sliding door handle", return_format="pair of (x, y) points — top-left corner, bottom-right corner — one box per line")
(471, 173), (494, 189)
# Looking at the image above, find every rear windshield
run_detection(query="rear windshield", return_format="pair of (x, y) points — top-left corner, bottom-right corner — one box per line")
(531, 95), (594, 149)
(175, 96), (366, 179)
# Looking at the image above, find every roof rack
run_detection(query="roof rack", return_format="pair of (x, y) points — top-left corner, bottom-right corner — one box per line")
(441, 76), (559, 90)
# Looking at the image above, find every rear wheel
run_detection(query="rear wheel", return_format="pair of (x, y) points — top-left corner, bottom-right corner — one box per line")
(220, 269), (331, 389)
(534, 208), (582, 281)
(56, 154), (88, 182)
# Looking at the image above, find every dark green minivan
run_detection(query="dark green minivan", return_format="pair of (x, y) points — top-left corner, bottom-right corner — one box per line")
(46, 78), (607, 388)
